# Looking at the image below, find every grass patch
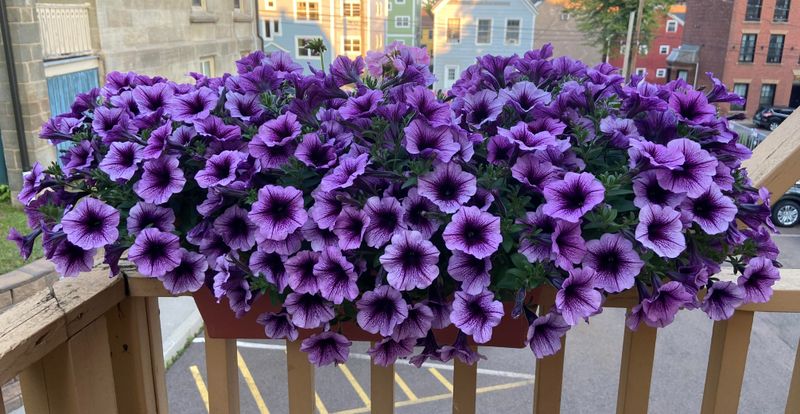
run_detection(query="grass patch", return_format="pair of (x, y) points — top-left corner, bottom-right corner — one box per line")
(0, 200), (43, 274)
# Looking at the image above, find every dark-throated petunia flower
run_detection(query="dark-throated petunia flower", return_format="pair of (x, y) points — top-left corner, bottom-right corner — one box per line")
(127, 202), (175, 235)
(584, 233), (644, 293)
(310, 190), (344, 230)
(61, 141), (94, 175)
(195, 115), (241, 142)
(158, 248), (208, 294)
(404, 119), (460, 162)
(487, 135), (517, 165)
(250, 250), (289, 292)
(380, 230), (440, 290)
(134, 156), (186, 205)
(443, 206), (501, 259)
(668, 88), (716, 124)
(214, 205), (258, 251)
(409, 330), (444, 367)
(598, 117), (639, 148)
(51, 240), (95, 277)
(142, 123), (172, 159)
(295, 134), (337, 169)
(368, 338), (416, 367)
(99, 141), (144, 181)
(417, 163), (477, 214)
(7, 227), (40, 260)
(61, 198), (120, 250)
(41, 115), (82, 144)
(356, 285), (409, 335)
(213, 256), (254, 318)
(195, 150), (246, 189)
(224, 91), (264, 122)
(284, 292), (335, 329)
(457, 90), (505, 128)
(551, 220), (586, 269)
(401, 188), (441, 238)
(737, 257), (780, 303)
(628, 139), (684, 170)
(255, 112), (302, 147)
(517, 208), (556, 263)
(641, 281), (693, 327)
(556, 267), (602, 325)
(301, 219), (339, 252)
(527, 312), (570, 358)
(333, 206), (370, 250)
(300, 331), (351, 367)
(363, 196), (406, 248)
(133, 82), (173, 114)
(635, 204), (686, 258)
(450, 290), (504, 344)
(681, 184), (737, 235)
(498, 121), (558, 152)
(128, 228), (181, 277)
(166, 87), (217, 123)
(256, 312), (299, 341)
(407, 86), (452, 127)
(392, 303), (434, 340)
(701, 281), (744, 320)
(92, 106), (138, 143)
(500, 81), (551, 114)
(259, 229), (303, 256)
(249, 185), (307, 242)
(632, 171), (685, 209)
(656, 138), (718, 198)
(542, 172), (605, 223)
(465, 188), (495, 212)
(286, 250), (321, 294)
(199, 233), (230, 267)
(315, 247), (359, 304)
(18, 163), (46, 205)
(320, 153), (370, 192)
(440, 332), (485, 365)
(447, 251), (492, 295)
(512, 156), (558, 192)
(339, 89), (383, 120)
(330, 55), (366, 87)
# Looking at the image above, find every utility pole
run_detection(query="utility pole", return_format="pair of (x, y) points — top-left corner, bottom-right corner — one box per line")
(621, 10), (636, 80)
(627, 0), (647, 81)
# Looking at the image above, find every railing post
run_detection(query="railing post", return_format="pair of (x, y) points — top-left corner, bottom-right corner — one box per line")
(533, 287), (564, 414)
(19, 315), (118, 414)
(452, 352), (478, 414)
(701, 310), (754, 414)
(370, 356), (394, 414)
(786, 336), (800, 414)
(286, 339), (315, 414)
(204, 332), (240, 414)
(616, 324), (657, 414)
(0, 388), (5, 414)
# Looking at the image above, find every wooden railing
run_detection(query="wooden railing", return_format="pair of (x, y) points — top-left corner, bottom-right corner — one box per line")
(35, 3), (93, 61)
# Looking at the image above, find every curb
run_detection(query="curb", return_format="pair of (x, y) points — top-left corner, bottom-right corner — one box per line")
(160, 298), (204, 365)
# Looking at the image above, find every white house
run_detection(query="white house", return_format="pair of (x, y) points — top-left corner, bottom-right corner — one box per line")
(432, 0), (541, 90)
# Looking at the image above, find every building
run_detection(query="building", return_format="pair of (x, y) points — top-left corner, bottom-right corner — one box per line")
(667, 0), (800, 117)
(257, 0), (386, 71)
(0, 0), (257, 195)
(432, 0), (541, 91)
(610, 3), (685, 84)
(534, 0), (602, 66)
(420, 8), (434, 58)
(387, 0), (421, 46)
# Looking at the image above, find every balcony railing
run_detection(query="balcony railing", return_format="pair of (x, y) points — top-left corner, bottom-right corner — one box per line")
(35, 3), (93, 61)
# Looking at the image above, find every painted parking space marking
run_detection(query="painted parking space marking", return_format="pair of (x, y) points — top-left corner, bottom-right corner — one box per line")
(189, 365), (209, 412)
(428, 367), (454, 392)
(237, 350), (270, 414)
(338, 363), (371, 407)
(395, 372), (418, 400)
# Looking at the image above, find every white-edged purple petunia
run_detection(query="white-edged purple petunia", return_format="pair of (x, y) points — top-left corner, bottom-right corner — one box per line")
(417, 163), (477, 214)
(249, 185), (308, 242)
(356, 285), (409, 336)
(61, 197), (120, 250)
(442, 206), (501, 259)
(380, 230), (440, 291)
(583, 233), (644, 293)
(543, 172), (605, 223)
(450, 290), (504, 344)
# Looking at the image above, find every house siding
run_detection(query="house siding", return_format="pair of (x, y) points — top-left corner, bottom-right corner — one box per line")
(387, 0), (419, 46)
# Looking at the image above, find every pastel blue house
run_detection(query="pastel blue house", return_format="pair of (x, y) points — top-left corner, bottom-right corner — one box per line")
(258, 0), (386, 71)
(432, 0), (541, 91)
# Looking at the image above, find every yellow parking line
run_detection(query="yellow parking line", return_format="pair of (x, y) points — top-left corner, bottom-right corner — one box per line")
(237, 351), (270, 414)
(189, 365), (209, 412)
(428, 368), (453, 392)
(338, 363), (371, 407)
(394, 372), (418, 401)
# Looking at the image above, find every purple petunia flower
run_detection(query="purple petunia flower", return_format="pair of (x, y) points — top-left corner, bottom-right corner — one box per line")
(584, 233), (644, 293)
(363, 196), (406, 248)
(401, 188), (441, 238)
(300, 331), (351, 367)
(380, 230), (440, 291)
(632, 170), (685, 209)
(51, 240), (95, 277)
(18, 162), (46, 205)
(195, 150), (246, 189)
(440, 332), (485, 365)
(527, 312), (570, 358)
(142, 123), (172, 159)
(409, 331), (444, 367)
(99, 141), (144, 181)
(641, 281), (693, 327)
(133, 82), (174, 114)
(511, 156), (558, 192)
(368, 338), (416, 367)
(295, 134), (337, 169)
(600, 117), (640, 148)
(213, 256), (254, 318)
(61, 141), (94, 175)
(7, 227), (40, 260)
(284, 292), (335, 329)
(404, 120), (460, 162)
(737, 257), (780, 303)
(656, 139), (718, 198)
(128, 228), (181, 277)
(225, 92), (264, 121)
(392, 303), (434, 340)
(635, 204), (686, 258)
(133, 156), (186, 205)
(333, 206), (370, 250)
(249, 185), (307, 242)
(127, 202), (175, 235)
(256, 312), (299, 341)
(250, 250), (289, 292)
(518, 208), (556, 263)
(407, 86), (452, 126)
(556, 267), (602, 325)
(214, 205), (258, 251)
(417, 163), (476, 214)
(61, 198), (120, 249)
(356, 285), (409, 336)
(628, 139), (684, 170)
(320, 153), (370, 192)
(499, 122), (557, 152)
(255, 112), (302, 147)
(450, 290), (504, 344)
(447, 251), (492, 295)
(500, 81), (551, 114)
(286, 250), (321, 294)
(158, 248), (208, 294)
(669, 88), (717, 124)
(315, 247), (359, 304)
(543, 172), (605, 223)
(166, 87), (217, 123)
(339, 90), (383, 120)
(457, 90), (505, 128)
(681, 184), (737, 235)
(92, 106), (137, 143)
(442, 206), (501, 259)
(310, 190), (344, 230)
(195, 116), (241, 142)
(701, 281), (744, 320)
(487, 135), (517, 165)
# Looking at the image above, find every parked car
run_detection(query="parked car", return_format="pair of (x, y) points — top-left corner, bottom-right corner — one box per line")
(754, 106), (795, 131)
(772, 182), (800, 227)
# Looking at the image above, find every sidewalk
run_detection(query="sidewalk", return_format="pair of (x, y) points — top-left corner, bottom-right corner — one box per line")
(158, 296), (204, 365)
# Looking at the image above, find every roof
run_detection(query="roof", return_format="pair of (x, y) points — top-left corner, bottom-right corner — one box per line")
(666, 44), (700, 65)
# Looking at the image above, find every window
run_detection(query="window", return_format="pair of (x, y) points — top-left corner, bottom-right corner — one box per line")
(396, 16), (411, 28)
(387, 2), (392, 11)
(655, 68), (667, 78)
(745, 0), (762, 21)
(297, 37), (321, 58)
(775, 0), (791, 21)
(343, 0), (361, 17)
(560, 12), (570, 21)
(344, 37), (361, 52)
(444, 65), (459, 88)
(677, 70), (688, 81)
(476, 19), (492, 45)
(192, 0), (205, 9)
(396, 0), (406, 3)
(296, 1), (320, 21)
(732, 83), (749, 111)
(265, 0), (276, 9)
(234, 0), (241, 10)
(260, 19), (281, 40)
(659, 45), (670, 55)
(447, 18), (461, 43)
(505, 19), (521, 44)
(199, 56), (215, 77)
(666, 20), (677, 32)
(760, 83), (776, 108)
(738, 34), (757, 62)
(638, 44), (649, 55)
(767, 34), (785, 63)
(635, 68), (646, 76)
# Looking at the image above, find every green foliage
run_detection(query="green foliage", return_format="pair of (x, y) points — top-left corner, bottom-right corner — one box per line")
(0, 185), (9, 202)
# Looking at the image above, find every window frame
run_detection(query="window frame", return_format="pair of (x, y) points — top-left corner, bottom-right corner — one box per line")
(260, 18), (281, 40)
(738, 33), (757, 63)
(677, 70), (689, 81)
(395, 16), (411, 28)
(732, 83), (749, 111)
(447, 18), (461, 44)
(444, 64), (459, 89)
(655, 68), (667, 78)
(659, 45), (670, 55)
(295, 0), (321, 22)
(745, 0), (763, 21)
(774, 0), (791, 21)
(396, 0), (406, 3)
(760, 83), (777, 108)
(476, 18), (492, 45)
(767, 34), (785, 63)
(343, 0), (361, 18)
(505, 18), (521, 45)
(199, 56), (215, 77)
(666, 20), (678, 33)
(296, 36), (322, 59)
(638, 44), (649, 55)
(344, 36), (362, 53)
(635, 67), (646, 76)
(265, 0), (276, 10)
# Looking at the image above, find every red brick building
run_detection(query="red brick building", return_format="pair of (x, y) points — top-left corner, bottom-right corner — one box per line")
(668, 0), (800, 118)
(610, 4), (685, 84)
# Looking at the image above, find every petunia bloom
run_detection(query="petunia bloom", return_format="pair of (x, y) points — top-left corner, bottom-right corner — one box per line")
(380, 230), (440, 291)
(128, 228), (181, 277)
(315, 247), (359, 304)
(363, 196), (406, 248)
(543, 172), (605, 223)
(417, 163), (477, 214)
(656, 139), (718, 198)
(447, 251), (492, 295)
(368, 338), (416, 367)
(356, 285), (409, 336)
(641, 281), (693, 328)
(195, 150), (246, 188)
(527, 312), (570, 358)
(51, 240), (95, 277)
(286, 250), (322, 294)
(442, 206), (501, 259)
(700, 281), (744, 320)
(555, 267), (602, 325)
(284, 292), (335, 329)
(635, 204), (686, 258)
(61, 198), (120, 249)
(133, 156), (186, 205)
(256, 312), (299, 341)
(583, 233), (644, 293)
(320, 153), (370, 192)
(681, 184), (737, 235)
(127, 202), (176, 235)
(249, 185), (308, 242)
(214, 205), (258, 251)
(404, 119), (460, 162)
(301, 331), (352, 366)
(737, 257), (780, 303)
(333, 206), (371, 250)
(450, 290), (504, 344)
(159, 248), (208, 294)
(99, 141), (144, 181)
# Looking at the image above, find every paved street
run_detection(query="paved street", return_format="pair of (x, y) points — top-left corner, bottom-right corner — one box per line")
(165, 226), (800, 413)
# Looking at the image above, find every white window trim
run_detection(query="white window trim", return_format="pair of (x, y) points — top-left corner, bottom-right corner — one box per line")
(295, 36), (321, 59)
(387, 2), (392, 11)
(294, 0), (321, 23)
(635, 67), (646, 75)
(655, 68), (667, 78)
(475, 18), (493, 45)
(444, 64), (459, 88)
(659, 45), (670, 55)
(446, 18), (461, 44)
(666, 20), (678, 32)
(260, 18), (282, 40)
(199, 56), (215, 77)
(395, 15), (411, 28)
(504, 18), (522, 45)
